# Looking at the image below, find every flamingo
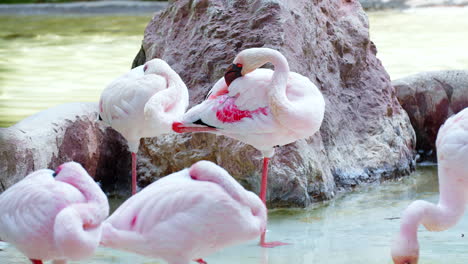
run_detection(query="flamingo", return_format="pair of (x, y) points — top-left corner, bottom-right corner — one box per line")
(99, 58), (189, 195)
(391, 107), (468, 264)
(100, 160), (266, 264)
(172, 47), (325, 247)
(0, 162), (109, 264)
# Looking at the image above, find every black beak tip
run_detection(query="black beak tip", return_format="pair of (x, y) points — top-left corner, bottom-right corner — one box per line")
(224, 63), (243, 86)
(98, 114), (103, 121)
(52, 172), (57, 177)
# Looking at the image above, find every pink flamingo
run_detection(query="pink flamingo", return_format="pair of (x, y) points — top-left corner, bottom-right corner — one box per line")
(172, 47), (325, 247)
(391, 107), (468, 264)
(0, 162), (109, 264)
(99, 58), (189, 195)
(100, 160), (266, 264)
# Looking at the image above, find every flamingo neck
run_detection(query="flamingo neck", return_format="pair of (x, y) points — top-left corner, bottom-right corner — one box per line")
(162, 68), (187, 99)
(263, 50), (290, 100)
(399, 165), (467, 242)
(60, 174), (108, 213)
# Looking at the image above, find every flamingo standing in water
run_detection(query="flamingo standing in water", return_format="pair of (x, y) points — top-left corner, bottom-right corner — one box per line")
(99, 58), (189, 195)
(100, 160), (266, 264)
(173, 47), (325, 247)
(391, 107), (468, 264)
(0, 162), (109, 264)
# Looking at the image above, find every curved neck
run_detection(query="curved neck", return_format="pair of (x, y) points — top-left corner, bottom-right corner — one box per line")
(162, 68), (187, 98)
(260, 49), (290, 99)
(399, 166), (467, 241)
(60, 176), (108, 211)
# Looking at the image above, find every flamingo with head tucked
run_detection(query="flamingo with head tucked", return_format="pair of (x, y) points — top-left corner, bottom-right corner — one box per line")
(100, 160), (266, 264)
(99, 58), (189, 195)
(0, 162), (109, 264)
(391, 107), (468, 264)
(173, 47), (325, 247)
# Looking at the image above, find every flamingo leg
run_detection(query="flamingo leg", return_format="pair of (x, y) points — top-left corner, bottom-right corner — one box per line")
(259, 157), (290, 248)
(30, 260), (43, 264)
(132, 152), (137, 195)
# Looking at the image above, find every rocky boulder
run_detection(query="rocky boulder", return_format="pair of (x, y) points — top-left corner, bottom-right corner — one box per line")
(133, 0), (415, 207)
(394, 70), (468, 161)
(0, 102), (131, 195)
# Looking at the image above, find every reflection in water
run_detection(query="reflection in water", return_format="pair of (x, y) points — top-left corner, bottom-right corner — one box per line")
(1, 166), (468, 263)
(1, 8), (468, 126)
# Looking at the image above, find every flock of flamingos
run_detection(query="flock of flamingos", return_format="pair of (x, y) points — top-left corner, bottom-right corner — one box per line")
(0, 47), (467, 264)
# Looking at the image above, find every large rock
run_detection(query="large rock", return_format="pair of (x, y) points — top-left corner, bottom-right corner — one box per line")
(0, 103), (131, 195)
(133, 0), (415, 207)
(394, 70), (468, 161)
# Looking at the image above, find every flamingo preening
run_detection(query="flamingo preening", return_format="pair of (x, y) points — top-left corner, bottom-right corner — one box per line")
(99, 58), (189, 195)
(0, 162), (109, 264)
(173, 47), (325, 247)
(100, 160), (266, 264)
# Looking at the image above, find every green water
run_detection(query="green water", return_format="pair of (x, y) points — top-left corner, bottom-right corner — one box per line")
(1, 8), (468, 127)
(2, 166), (468, 263)
(0, 15), (151, 127)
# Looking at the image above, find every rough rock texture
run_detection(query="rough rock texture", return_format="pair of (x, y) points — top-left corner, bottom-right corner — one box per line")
(133, 0), (416, 207)
(394, 70), (468, 161)
(359, 0), (468, 10)
(0, 103), (131, 195)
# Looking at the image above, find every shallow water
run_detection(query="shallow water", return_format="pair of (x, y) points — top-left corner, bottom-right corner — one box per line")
(1, 8), (468, 126)
(2, 166), (468, 263)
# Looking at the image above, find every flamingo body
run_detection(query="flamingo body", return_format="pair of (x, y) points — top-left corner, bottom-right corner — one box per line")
(391, 107), (468, 264)
(174, 48), (325, 247)
(101, 160), (266, 264)
(99, 58), (189, 194)
(181, 68), (324, 155)
(0, 162), (109, 263)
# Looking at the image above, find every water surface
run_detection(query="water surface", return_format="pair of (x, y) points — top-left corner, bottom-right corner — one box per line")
(2, 166), (468, 263)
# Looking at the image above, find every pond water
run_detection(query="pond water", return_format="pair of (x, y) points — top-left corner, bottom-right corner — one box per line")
(1, 7), (468, 126)
(2, 166), (468, 263)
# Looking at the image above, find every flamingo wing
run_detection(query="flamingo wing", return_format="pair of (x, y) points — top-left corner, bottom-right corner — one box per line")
(0, 171), (84, 246)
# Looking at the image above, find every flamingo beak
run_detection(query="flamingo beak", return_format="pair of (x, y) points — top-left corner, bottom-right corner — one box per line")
(172, 122), (218, 133)
(224, 63), (242, 86)
(52, 165), (63, 177)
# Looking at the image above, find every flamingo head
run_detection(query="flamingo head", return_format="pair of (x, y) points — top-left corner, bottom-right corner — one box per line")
(224, 63), (243, 86)
(143, 58), (172, 76)
(53, 162), (92, 184)
(390, 234), (419, 264)
(232, 48), (280, 76)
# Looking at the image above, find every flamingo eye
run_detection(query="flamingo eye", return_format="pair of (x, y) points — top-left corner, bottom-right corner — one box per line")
(236, 63), (242, 68)
(143, 64), (148, 72)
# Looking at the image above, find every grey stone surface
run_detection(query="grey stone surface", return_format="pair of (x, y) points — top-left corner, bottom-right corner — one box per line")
(0, 102), (131, 195)
(394, 70), (468, 161)
(133, 0), (416, 207)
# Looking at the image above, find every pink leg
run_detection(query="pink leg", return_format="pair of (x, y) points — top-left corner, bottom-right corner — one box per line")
(259, 157), (290, 248)
(194, 259), (207, 264)
(131, 152), (137, 195)
(30, 260), (43, 264)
